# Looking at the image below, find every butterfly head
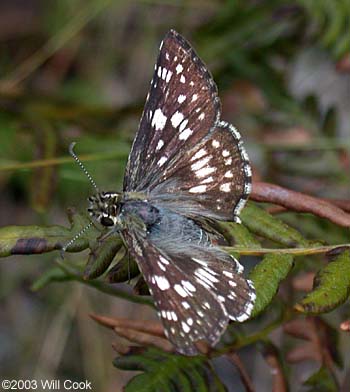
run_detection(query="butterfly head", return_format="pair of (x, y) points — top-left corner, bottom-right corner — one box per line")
(88, 191), (122, 227)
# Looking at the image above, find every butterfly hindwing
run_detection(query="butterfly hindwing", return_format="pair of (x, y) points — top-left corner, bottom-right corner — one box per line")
(121, 226), (228, 355)
(120, 209), (255, 355)
(124, 30), (220, 193)
(149, 121), (252, 222)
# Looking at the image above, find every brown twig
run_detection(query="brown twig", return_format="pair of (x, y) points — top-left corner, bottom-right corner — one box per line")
(90, 314), (174, 352)
(113, 326), (174, 352)
(89, 314), (165, 337)
(226, 352), (255, 392)
(251, 182), (350, 227)
(261, 343), (288, 392)
(324, 199), (350, 213)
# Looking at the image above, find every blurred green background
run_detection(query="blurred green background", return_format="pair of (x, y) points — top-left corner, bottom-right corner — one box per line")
(0, 0), (349, 390)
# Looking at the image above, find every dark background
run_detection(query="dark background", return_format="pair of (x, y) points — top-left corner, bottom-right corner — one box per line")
(0, 1), (349, 390)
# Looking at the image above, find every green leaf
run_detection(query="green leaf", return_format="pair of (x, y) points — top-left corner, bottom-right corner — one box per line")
(303, 366), (338, 392)
(241, 203), (310, 247)
(84, 235), (123, 279)
(114, 348), (227, 392)
(249, 253), (294, 317)
(215, 221), (261, 248)
(295, 250), (350, 314)
(0, 211), (97, 257)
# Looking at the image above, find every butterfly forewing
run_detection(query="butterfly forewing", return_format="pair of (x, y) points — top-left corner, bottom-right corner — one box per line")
(124, 30), (220, 193)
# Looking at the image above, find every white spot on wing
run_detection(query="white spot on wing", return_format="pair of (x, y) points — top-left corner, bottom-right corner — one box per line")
(192, 258), (207, 266)
(191, 156), (211, 171)
(177, 94), (186, 103)
(192, 94), (198, 101)
(154, 276), (170, 291)
(166, 70), (173, 83)
(223, 271), (234, 278)
(157, 156), (167, 166)
(174, 284), (187, 297)
(180, 75), (185, 83)
(220, 183), (231, 192)
(224, 170), (233, 178)
(195, 166), (216, 178)
(182, 280), (196, 292)
(198, 113), (205, 121)
(222, 150), (230, 157)
(195, 268), (219, 283)
(158, 261), (166, 271)
(179, 119), (189, 132)
(212, 140), (220, 148)
(159, 256), (169, 265)
(171, 111), (184, 128)
(182, 321), (190, 333)
(189, 185), (207, 193)
(201, 176), (214, 184)
(156, 139), (164, 151)
(191, 148), (207, 161)
(151, 108), (167, 131)
(176, 64), (183, 74)
(179, 128), (193, 140)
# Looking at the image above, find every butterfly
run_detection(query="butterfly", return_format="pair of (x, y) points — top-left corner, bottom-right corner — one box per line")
(68, 30), (256, 355)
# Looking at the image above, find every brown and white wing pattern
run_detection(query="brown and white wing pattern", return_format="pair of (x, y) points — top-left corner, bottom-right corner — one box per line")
(122, 224), (255, 356)
(149, 121), (251, 223)
(123, 29), (220, 193)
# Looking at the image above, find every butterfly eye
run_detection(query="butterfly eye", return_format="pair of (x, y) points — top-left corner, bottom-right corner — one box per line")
(100, 216), (115, 227)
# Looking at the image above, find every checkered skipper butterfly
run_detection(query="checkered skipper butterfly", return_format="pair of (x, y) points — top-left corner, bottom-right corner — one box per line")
(66, 30), (256, 355)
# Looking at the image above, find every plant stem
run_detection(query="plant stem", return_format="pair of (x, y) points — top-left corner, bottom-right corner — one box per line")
(223, 244), (350, 256)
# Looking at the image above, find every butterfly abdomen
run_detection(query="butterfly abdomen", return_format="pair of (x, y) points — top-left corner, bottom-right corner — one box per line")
(149, 208), (211, 253)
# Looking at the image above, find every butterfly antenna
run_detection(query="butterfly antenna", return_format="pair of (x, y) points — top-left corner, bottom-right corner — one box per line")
(60, 221), (94, 257)
(69, 142), (99, 192)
